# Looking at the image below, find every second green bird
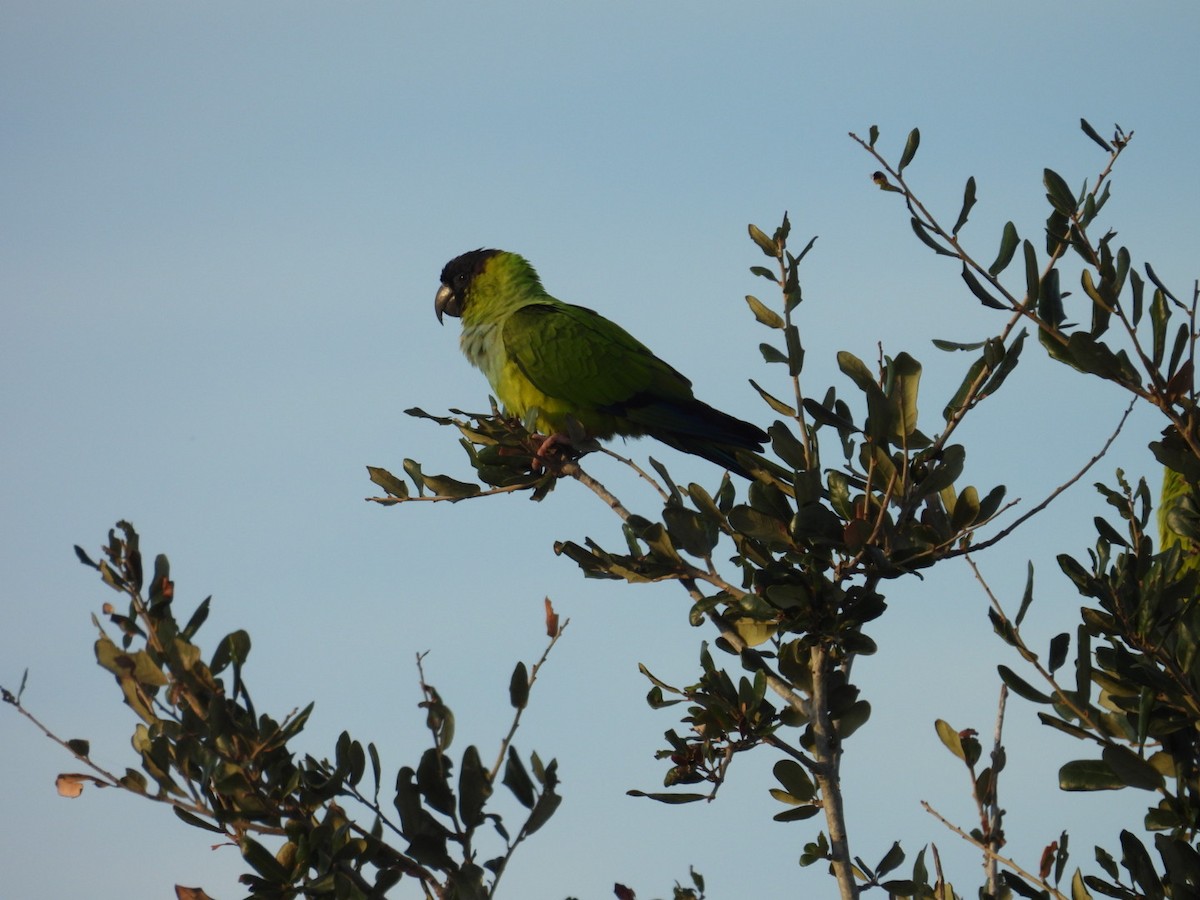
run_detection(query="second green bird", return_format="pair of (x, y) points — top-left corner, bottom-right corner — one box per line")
(434, 249), (767, 477)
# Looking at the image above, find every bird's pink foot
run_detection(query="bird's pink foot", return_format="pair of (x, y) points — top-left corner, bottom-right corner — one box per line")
(530, 432), (573, 471)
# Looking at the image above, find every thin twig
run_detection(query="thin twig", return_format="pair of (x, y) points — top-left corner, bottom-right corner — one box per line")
(922, 800), (1069, 900)
(598, 446), (672, 502)
(488, 618), (570, 782)
(956, 398), (1135, 558)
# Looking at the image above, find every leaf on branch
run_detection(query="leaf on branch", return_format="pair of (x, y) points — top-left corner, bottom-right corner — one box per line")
(748, 223), (779, 258)
(1048, 633), (1070, 674)
(366, 466), (409, 500)
(1080, 118), (1113, 152)
(773, 759), (816, 803)
(66, 738), (90, 758)
(1059, 758), (1124, 791)
(626, 789), (708, 804)
(997, 664), (1051, 703)
(898, 127), (920, 172)
(421, 474), (482, 499)
(745, 295), (784, 329)
(952, 176), (977, 235)
(56, 773), (95, 798)
(544, 597), (560, 636)
(1044, 168), (1078, 216)
(748, 379), (797, 418)
(173, 807), (226, 834)
(509, 661), (529, 710)
(988, 222), (1020, 276)
(961, 264), (1008, 310)
(1145, 262), (1180, 305)
(910, 217), (955, 257)
(932, 338), (987, 352)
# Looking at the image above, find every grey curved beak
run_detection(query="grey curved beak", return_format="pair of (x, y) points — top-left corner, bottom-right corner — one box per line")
(434, 284), (460, 324)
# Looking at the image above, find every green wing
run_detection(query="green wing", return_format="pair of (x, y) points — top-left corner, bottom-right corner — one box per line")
(502, 302), (693, 412)
(500, 300), (767, 476)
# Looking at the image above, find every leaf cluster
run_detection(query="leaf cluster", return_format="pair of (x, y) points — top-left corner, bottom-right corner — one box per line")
(60, 521), (564, 899)
(867, 120), (1200, 897)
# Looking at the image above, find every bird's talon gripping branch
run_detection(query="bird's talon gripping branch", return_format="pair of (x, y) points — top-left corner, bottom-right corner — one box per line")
(535, 432), (571, 459)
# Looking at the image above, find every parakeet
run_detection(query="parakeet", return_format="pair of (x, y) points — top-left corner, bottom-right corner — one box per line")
(434, 249), (767, 477)
(1160, 466), (1200, 568)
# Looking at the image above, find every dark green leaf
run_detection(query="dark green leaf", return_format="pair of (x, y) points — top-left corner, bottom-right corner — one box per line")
(773, 759), (816, 802)
(988, 222), (1020, 276)
(802, 397), (859, 433)
(910, 217), (955, 257)
(916, 444), (965, 496)
(241, 836), (289, 882)
(749, 379), (797, 418)
(1145, 262), (1179, 305)
(1059, 758), (1124, 791)
(1044, 168), (1078, 215)
(877, 842), (905, 877)
(748, 223), (779, 258)
(1101, 745), (1163, 791)
(943, 354), (988, 422)
(952, 176), (977, 235)
(887, 352), (922, 440)
(173, 806), (225, 834)
(1015, 561), (1035, 626)
(962, 264), (1008, 309)
(1080, 118), (1113, 152)
(759, 342), (789, 364)
(1093, 515), (1128, 548)
(1003, 872), (1046, 899)
(773, 805), (821, 822)
(525, 781), (562, 835)
(933, 338), (988, 352)
(627, 790), (708, 804)
(898, 127), (920, 172)
(366, 466), (409, 499)
(979, 330), (1027, 398)
(502, 748), (535, 808)
(784, 323), (804, 376)
(1048, 633), (1070, 674)
(1075, 624), (1092, 706)
(1120, 830), (1165, 899)
(210, 630), (251, 675)
(768, 422), (807, 470)
(422, 474), (481, 499)
(745, 295), (784, 329)
(402, 458), (426, 495)
(1024, 240), (1041, 308)
(997, 665), (1051, 703)
(458, 745), (491, 828)
(509, 661), (529, 710)
(416, 747), (455, 816)
(181, 596), (211, 640)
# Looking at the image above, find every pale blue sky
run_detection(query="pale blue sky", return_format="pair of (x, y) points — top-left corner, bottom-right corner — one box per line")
(3, 2), (1198, 897)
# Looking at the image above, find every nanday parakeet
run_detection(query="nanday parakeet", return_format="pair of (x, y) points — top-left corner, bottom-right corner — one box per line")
(1161, 466), (1200, 571)
(434, 249), (768, 477)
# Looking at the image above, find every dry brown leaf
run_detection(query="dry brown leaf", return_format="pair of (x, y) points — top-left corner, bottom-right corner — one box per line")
(55, 773), (87, 798)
